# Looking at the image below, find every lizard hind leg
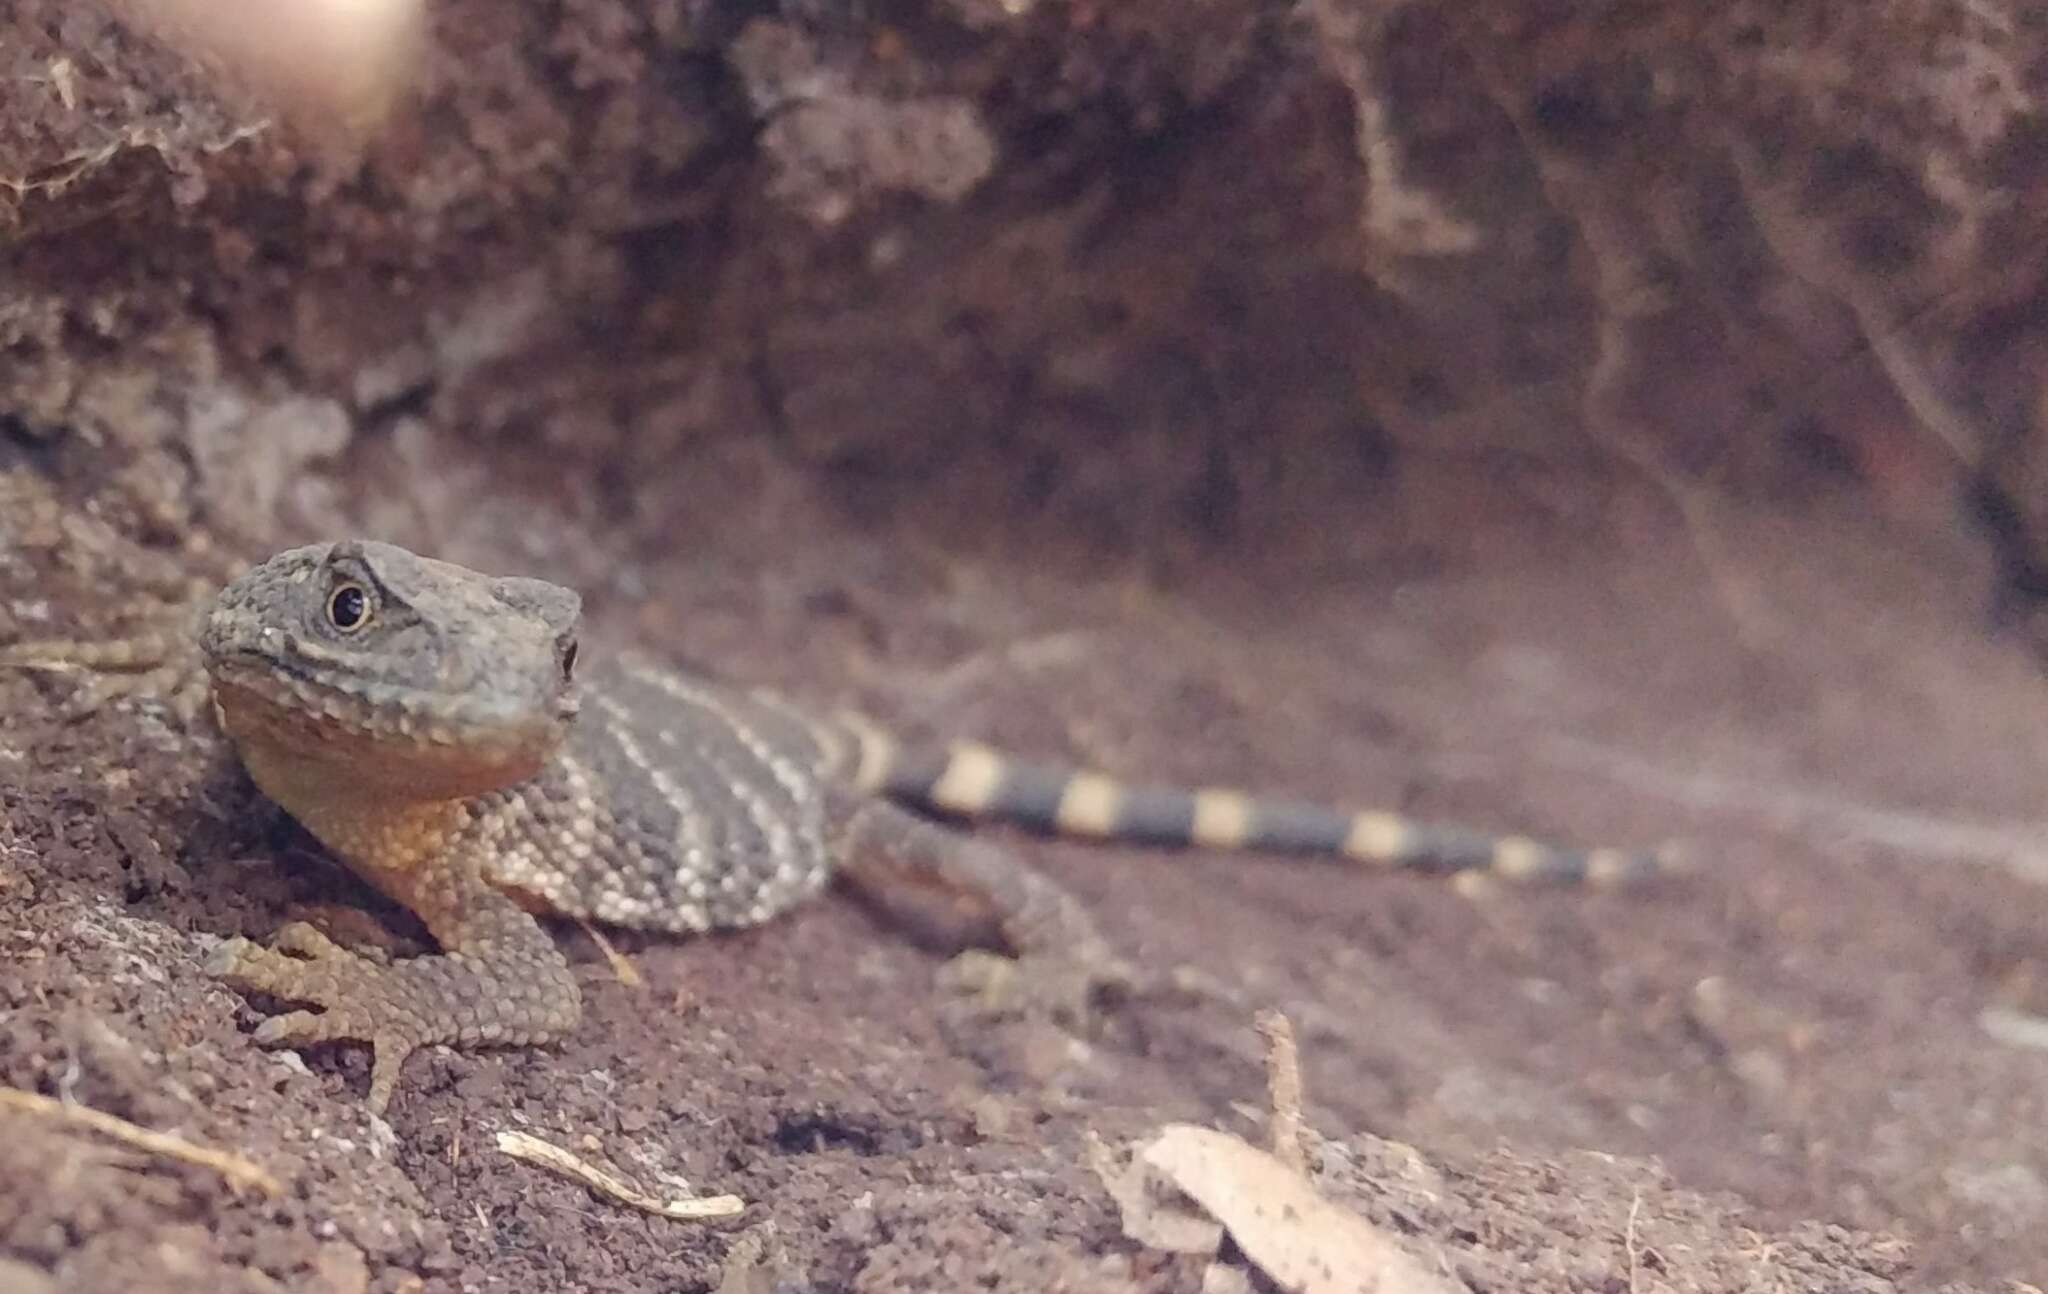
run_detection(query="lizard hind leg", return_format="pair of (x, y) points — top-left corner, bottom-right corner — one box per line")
(831, 797), (1138, 1034)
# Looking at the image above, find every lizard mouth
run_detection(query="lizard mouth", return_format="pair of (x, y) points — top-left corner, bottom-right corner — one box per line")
(209, 645), (578, 751)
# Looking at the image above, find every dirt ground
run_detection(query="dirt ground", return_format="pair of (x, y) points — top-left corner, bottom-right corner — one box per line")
(5, 429), (2048, 1292)
(10, 1), (2048, 1291)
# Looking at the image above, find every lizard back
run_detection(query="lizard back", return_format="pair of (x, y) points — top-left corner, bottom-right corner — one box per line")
(470, 656), (848, 932)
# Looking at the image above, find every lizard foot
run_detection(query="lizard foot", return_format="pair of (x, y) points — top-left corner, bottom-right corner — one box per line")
(210, 914), (583, 1115)
(832, 800), (1147, 1044)
(939, 947), (1141, 1038)
(208, 924), (426, 1114)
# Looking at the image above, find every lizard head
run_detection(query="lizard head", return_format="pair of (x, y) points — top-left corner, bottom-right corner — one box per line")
(201, 540), (582, 800)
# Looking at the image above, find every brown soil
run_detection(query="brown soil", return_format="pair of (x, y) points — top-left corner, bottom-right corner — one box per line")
(5, 435), (2048, 1292)
(9, 1), (2048, 1290)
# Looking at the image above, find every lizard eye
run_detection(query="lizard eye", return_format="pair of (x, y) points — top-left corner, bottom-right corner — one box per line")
(327, 582), (372, 633)
(561, 639), (578, 680)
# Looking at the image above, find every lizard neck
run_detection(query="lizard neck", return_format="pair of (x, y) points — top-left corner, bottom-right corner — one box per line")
(235, 730), (481, 903)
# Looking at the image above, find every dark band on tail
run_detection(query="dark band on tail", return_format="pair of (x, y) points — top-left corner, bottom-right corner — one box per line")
(843, 728), (1669, 885)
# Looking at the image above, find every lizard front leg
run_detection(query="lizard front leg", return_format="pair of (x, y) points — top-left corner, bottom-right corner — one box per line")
(210, 855), (581, 1114)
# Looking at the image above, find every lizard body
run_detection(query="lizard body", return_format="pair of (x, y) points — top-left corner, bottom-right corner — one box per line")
(31, 539), (1675, 1112)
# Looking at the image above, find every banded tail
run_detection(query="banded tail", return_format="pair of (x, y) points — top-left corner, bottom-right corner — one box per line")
(842, 726), (1674, 886)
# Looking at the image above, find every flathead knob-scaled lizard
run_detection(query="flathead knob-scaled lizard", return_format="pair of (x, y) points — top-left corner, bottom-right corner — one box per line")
(17, 539), (1679, 1113)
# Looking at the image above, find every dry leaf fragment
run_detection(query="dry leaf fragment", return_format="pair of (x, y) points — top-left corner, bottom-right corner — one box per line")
(1140, 1124), (1458, 1294)
(1087, 1131), (1224, 1255)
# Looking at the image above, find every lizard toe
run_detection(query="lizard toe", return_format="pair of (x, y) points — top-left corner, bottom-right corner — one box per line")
(253, 1008), (352, 1047)
(204, 936), (262, 978)
(941, 948), (1138, 1037)
(250, 1006), (424, 1116)
(212, 930), (389, 1022)
(268, 920), (353, 960)
(210, 936), (333, 993)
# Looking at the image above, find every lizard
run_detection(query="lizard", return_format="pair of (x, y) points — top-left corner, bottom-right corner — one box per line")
(9, 538), (1678, 1113)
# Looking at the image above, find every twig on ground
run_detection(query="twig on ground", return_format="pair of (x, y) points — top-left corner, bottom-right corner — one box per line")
(0, 1085), (282, 1196)
(495, 1130), (743, 1220)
